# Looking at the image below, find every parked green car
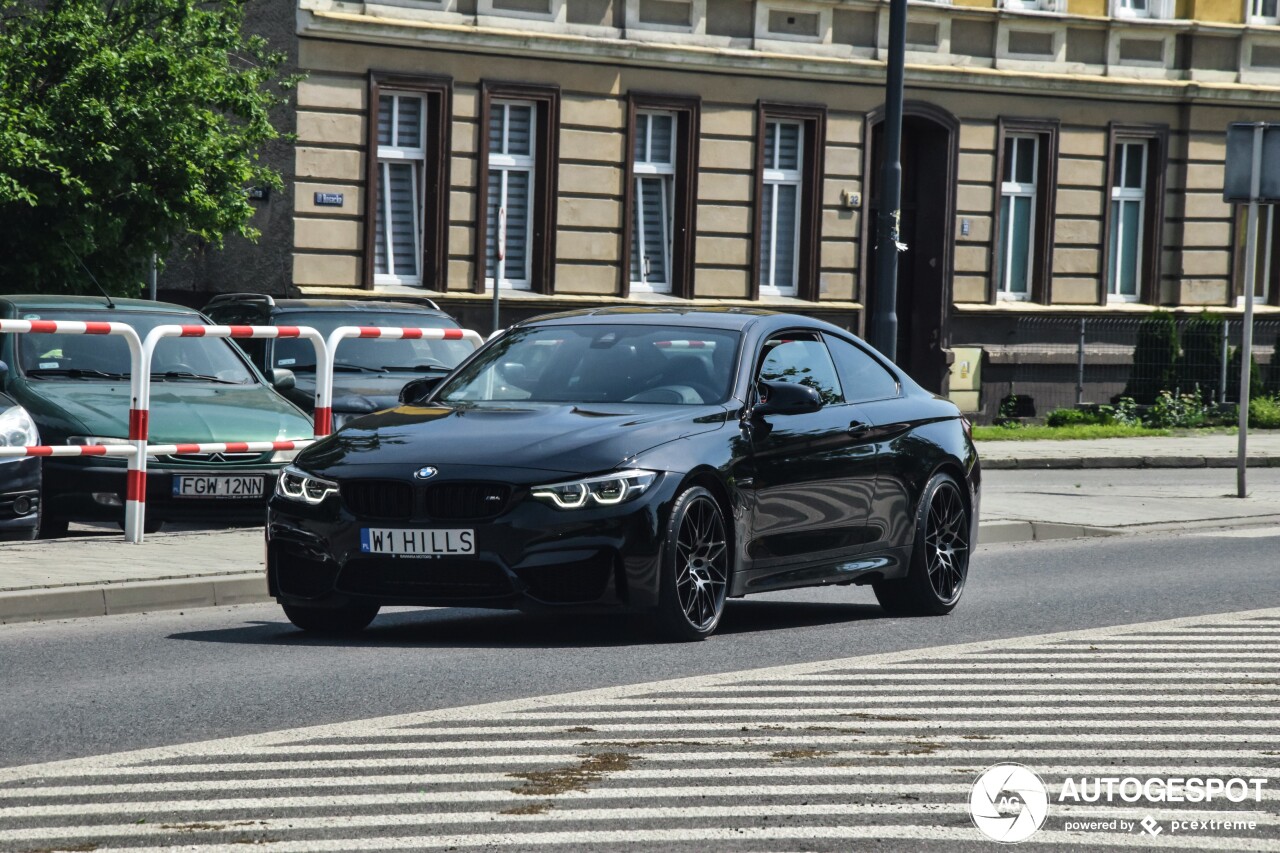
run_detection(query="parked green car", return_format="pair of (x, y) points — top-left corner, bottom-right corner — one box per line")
(0, 296), (315, 536)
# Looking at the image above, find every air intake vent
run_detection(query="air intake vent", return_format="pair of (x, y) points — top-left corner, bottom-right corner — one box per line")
(341, 480), (413, 520)
(423, 483), (512, 520)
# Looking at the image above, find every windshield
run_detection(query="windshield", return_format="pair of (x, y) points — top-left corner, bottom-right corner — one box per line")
(272, 312), (470, 373)
(439, 324), (741, 405)
(15, 311), (255, 384)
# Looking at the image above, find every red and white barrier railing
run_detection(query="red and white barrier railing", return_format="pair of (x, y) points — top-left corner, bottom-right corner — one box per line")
(318, 326), (483, 436)
(1, 320), (484, 544)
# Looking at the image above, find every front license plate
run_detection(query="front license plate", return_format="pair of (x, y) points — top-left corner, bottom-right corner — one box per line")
(360, 528), (475, 557)
(171, 475), (264, 499)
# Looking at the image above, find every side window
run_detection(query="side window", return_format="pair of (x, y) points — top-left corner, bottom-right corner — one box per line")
(757, 333), (843, 405)
(824, 334), (900, 402)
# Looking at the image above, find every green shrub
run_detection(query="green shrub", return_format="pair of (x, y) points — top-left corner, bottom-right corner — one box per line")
(1046, 408), (1111, 427)
(1144, 390), (1208, 429)
(1225, 345), (1265, 404)
(1177, 311), (1225, 404)
(1251, 396), (1280, 429)
(1269, 338), (1280, 396)
(1112, 397), (1141, 426)
(1123, 311), (1179, 405)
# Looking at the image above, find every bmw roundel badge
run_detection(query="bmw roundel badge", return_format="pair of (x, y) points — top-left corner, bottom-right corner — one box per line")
(414, 466), (438, 480)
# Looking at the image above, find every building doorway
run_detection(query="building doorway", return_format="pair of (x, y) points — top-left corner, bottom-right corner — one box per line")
(862, 104), (959, 394)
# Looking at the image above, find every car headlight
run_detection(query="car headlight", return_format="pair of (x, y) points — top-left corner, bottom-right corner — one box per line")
(67, 435), (130, 446)
(531, 469), (657, 510)
(0, 406), (39, 448)
(275, 464), (338, 505)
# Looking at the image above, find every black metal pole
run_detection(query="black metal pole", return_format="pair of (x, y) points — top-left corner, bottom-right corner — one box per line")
(870, 0), (907, 362)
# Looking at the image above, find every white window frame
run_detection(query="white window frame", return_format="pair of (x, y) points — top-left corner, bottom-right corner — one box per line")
(1107, 140), (1147, 303)
(374, 92), (426, 287)
(631, 111), (677, 294)
(759, 119), (804, 298)
(486, 99), (537, 292)
(1250, 0), (1280, 24)
(998, 134), (1038, 302)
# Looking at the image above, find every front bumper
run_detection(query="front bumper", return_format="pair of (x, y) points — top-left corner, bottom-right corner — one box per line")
(0, 457), (40, 538)
(44, 458), (283, 525)
(267, 471), (680, 612)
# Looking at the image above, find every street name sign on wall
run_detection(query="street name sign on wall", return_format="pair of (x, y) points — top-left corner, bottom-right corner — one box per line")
(1224, 123), (1280, 203)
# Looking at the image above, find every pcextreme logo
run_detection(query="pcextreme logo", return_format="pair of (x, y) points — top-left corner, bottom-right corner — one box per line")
(969, 763), (1051, 843)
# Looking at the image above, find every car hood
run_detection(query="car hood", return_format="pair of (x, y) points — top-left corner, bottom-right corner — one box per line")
(299, 401), (731, 478)
(21, 381), (313, 443)
(291, 372), (424, 414)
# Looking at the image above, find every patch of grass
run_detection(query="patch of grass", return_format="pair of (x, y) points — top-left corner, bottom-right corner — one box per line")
(973, 424), (1170, 442)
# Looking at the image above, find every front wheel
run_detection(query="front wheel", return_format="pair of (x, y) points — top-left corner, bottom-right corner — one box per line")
(873, 472), (970, 616)
(281, 602), (380, 634)
(656, 486), (731, 641)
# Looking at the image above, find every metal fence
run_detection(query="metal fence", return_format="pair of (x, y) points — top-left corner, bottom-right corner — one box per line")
(954, 314), (1280, 422)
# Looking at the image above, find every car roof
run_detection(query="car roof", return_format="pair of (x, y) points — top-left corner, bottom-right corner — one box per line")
(0, 295), (198, 315)
(269, 299), (452, 317)
(516, 306), (852, 335)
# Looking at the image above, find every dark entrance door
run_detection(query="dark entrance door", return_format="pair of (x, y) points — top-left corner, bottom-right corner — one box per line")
(865, 108), (957, 394)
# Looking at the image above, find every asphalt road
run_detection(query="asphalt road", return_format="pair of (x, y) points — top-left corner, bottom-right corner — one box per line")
(2, 522), (1279, 771)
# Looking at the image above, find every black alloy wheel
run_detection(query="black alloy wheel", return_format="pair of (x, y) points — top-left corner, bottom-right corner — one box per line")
(873, 472), (969, 616)
(657, 486), (731, 641)
(282, 602), (381, 635)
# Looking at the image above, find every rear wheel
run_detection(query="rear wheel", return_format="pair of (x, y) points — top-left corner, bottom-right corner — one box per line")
(281, 602), (380, 634)
(656, 486), (731, 641)
(873, 472), (969, 616)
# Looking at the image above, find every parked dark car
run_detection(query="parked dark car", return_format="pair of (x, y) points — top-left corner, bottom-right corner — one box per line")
(0, 393), (40, 541)
(0, 296), (314, 536)
(203, 295), (473, 430)
(267, 308), (980, 640)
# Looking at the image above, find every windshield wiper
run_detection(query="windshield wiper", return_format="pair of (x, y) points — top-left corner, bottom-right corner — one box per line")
(151, 371), (244, 385)
(378, 364), (454, 373)
(27, 368), (129, 380)
(331, 362), (381, 373)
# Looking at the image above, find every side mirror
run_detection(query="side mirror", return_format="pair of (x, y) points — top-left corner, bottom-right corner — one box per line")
(264, 367), (296, 392)
(752, 380), (823, 418)
(399, 376), (444, 405)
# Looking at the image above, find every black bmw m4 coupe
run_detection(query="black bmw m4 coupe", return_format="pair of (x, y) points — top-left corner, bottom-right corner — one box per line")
(267, 307), (980, 640)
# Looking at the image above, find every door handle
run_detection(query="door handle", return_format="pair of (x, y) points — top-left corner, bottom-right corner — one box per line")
(848, 420), (872, 437)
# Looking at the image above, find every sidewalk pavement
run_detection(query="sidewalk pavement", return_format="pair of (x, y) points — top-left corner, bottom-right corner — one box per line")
(977, 430), (1280, 469)
(2, 463), (1277, 626)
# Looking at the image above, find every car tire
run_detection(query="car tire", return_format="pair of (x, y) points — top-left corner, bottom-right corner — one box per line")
(656, 485), (731, 641)
(36, 511), (70, 540)
(873, 471), (970, 616)
(281, 602), (380, 634)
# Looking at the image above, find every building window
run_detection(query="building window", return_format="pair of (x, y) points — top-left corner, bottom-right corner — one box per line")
(752, 104), (825, 301)
(1236, 204), (1280, 306)
(631, 111), (676, 293)
(486, 100), (536, 290)
(998, 135), (1038, 302)
(374, 93), (425, 285)
(364, 74), (451, 290)
(759, 121), (803, 296)
(1251, 0), (1279, 23)
(622, 95), (699, 298)
(1107, 140), (1148, 302)
(990, 118), (1058, 304)
(475, 83), (560, 294)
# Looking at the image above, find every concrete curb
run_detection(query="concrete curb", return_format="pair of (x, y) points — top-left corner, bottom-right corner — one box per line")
(0, 573), (269, 626)
(981, 455), (1280, 470)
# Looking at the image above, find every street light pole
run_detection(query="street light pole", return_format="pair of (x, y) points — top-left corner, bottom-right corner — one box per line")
(870, 0), (908, 363)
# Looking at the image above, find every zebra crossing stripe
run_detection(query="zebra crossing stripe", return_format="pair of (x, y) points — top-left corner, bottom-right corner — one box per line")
(3, 607), (1280, 850)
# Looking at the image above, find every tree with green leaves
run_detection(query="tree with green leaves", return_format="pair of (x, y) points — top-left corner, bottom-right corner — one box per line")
(1177, 311), (1225, 404)
(0, 0), (292, 296)
(1121, 310), (1179, 405)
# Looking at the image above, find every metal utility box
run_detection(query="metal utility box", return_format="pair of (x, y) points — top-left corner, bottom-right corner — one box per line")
(948, 347), (983, 413)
